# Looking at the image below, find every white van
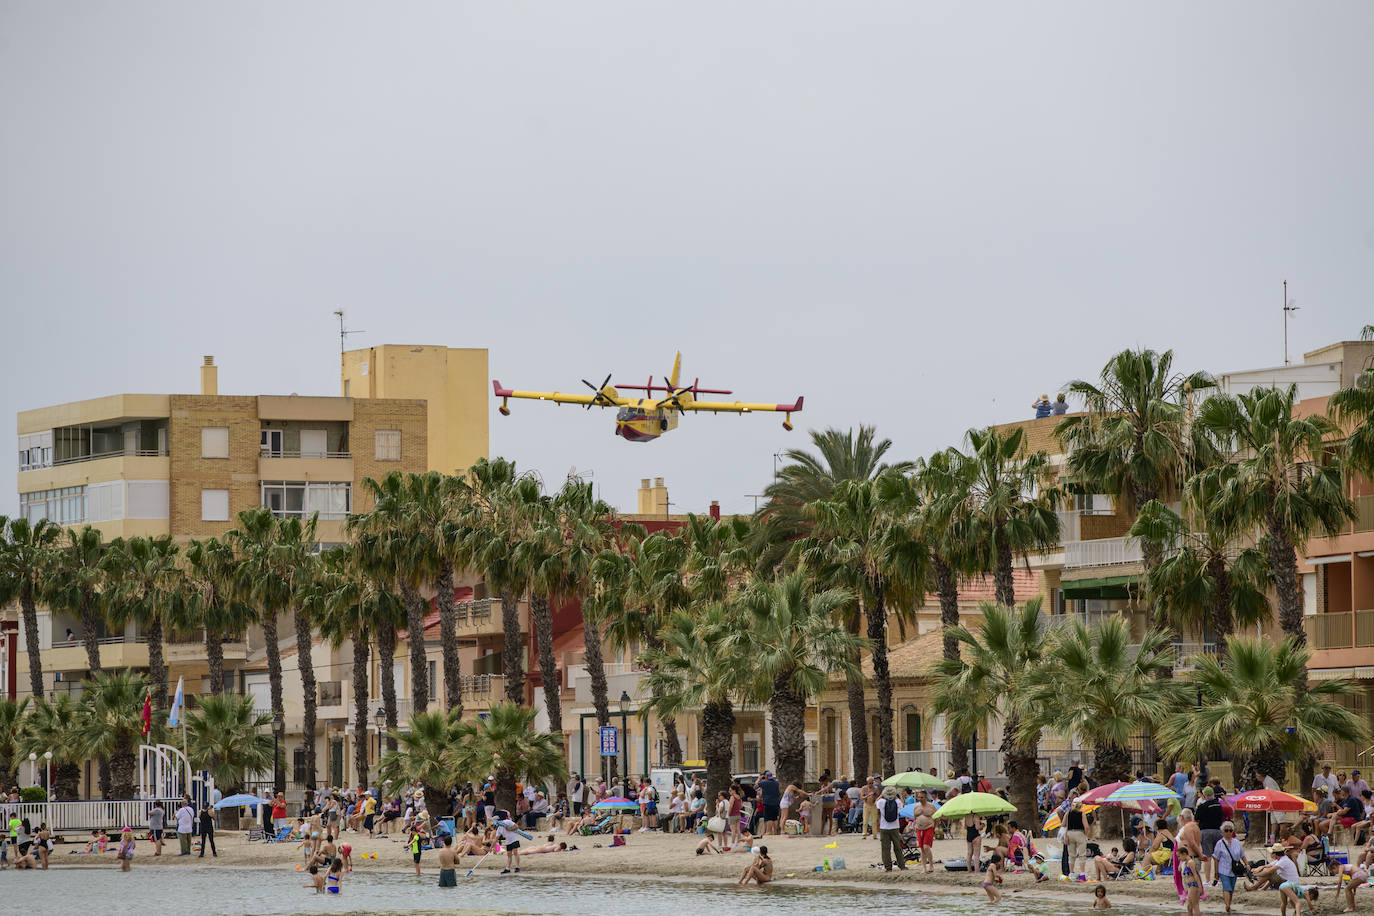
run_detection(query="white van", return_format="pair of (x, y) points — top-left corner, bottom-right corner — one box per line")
(650, 764), (708, 799)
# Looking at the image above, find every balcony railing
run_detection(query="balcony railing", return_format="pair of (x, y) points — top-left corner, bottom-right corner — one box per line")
(1172, 641), (1218, 670)
(1063, 536), (1144, 568)
(259, 449), (351, 459)
(1305, 610), (1374, 650)
(51, 635), (147, 648)
(50, 447), (167, 467)
(456, 598), (494, 624)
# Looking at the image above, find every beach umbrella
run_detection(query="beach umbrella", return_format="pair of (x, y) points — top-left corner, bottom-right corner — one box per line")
(935, 792), (1016, 819)
(899, 800), (916, 819)
(1224, 789), (1315, 813)
(591, 796), (640, 811)
(1103, 781), (1180, 804)
(1078, 781), (1164, 814)
(213, 793), (263, 809)
(1043, 803), (1100, 833)
(883, 771), (947, 791)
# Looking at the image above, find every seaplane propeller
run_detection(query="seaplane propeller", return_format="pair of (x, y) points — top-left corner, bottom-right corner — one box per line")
(580, 373), (616, 410)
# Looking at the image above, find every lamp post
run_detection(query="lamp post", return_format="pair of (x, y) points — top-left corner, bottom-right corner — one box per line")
(272, 713), (284, 794)
(28, 752), (36, 789)
(43, 751), (52, 799)
(374, 707), (386, 766)
(618, 690), (631, 791)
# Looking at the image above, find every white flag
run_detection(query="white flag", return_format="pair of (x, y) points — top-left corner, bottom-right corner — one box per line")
(168, 676), (185, 727)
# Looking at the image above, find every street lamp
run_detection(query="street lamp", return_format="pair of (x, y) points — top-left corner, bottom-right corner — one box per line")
(618, 691), (631, 790)
(272, 713), (284, 794)
(43, 751), (52, 799)
(374, 707), (386, 763)
(28, 752), (36, 789)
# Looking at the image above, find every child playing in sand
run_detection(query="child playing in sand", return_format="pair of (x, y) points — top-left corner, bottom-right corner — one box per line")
(1091, 884), (1112, 909)
(1338, 861), (1368, 912)
(83, 829), (110, 854)
(696, 834), (722, 855)
(115, 827), (135, 872)
(982, 852), (1004, 903)
(1279, 881), (1318, 916)
(304, 864), (325, 893)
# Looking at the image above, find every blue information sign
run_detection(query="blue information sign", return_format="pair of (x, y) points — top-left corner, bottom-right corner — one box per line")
(600, 726), (619, 756)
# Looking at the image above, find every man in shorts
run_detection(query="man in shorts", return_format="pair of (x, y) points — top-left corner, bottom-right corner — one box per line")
(495, 810), (522, 874)
(912, 791), (937, 874)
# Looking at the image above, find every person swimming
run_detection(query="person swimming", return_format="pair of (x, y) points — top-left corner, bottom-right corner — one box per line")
(303, 864), (325, 893)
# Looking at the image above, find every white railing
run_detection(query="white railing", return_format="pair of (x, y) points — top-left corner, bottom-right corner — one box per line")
(51, 635), (147, 648)
(259, 449), (351, 459)
(0, 798), (182, 836)
(1063, 536), (1144, 568)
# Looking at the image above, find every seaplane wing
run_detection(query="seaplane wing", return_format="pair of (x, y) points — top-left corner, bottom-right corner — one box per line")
(680, 396), (804, 416)
(491, 382), (619, 409)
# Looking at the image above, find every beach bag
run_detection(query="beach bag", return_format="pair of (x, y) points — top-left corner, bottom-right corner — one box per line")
(706, 816), (727, 834)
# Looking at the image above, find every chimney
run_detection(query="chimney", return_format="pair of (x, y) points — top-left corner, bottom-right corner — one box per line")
(637, 479), (653, 515)
(200, 355), (218, 395)
(652, 477), (669, 516)
(709, 500), (720, 521)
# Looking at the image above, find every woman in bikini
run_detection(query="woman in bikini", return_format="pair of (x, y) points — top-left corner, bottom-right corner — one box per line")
(739, 845), (773, 885)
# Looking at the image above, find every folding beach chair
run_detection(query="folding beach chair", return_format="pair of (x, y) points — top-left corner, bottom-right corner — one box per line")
(246, 825), (265, 842)
(1304, 837), (1333, 877)
(579, 817), (615, 837)
(264, 826), (292, 843)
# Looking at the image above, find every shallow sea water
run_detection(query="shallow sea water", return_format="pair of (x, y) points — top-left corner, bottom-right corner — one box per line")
(11, 869), (1164, 916)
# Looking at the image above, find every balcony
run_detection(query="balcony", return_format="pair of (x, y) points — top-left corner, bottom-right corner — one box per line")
(164, 637), (247, 664)
(458, 674), (507, 709)
(50, 446), (168, 467)
(317, 680), (345, 717)
(453, 598), (525, 639)
(1064, 536), (1144, 568)
(41, 635), (149, 672)
(568, 662), (648, 706)
(1305, 610), (1374, 651)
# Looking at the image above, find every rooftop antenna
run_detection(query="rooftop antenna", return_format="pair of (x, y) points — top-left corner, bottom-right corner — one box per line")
(333, 309), (365, 357)
(1283, 280), (1299, 365)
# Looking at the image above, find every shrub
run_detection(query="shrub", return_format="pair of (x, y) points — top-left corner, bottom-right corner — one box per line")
(20, 786), (47, 803)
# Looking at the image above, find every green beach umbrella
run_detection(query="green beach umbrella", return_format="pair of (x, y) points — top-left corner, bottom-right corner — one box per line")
(882, 771), (947, 790)
(934, 792), (1016, 819)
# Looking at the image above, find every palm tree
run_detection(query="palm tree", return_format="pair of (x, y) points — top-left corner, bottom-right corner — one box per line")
(102, 535), (180, 714)
(458, 458), (528, 706)
(351, 530), (408, 751)
(77, 669), (151, 799)
(184, 537), (256, 695)
(914, 447), (980, 769)
(1329, 353), (1374, 480)
(1157, 636), (1368, 789)
(0, 517), (61, 699)
(1130, 498), (1269, 657)
(0, 698), (29, 787)
(595, 527), (690, 765)
(394, 472), (460, 710)
(802, 472), (925, 776)
(230, 509), (288, 785)
(931, 601), (1049, 822)
(739, 571), (862, 789)
(643, 602), (753, 803)
(184, 694), (274, 793)
(451, 703), (568, 813)
(42, 526), (108, 678)
(960, 426), (1061, 607)
(1017, 617), (1180, 784)
(356, 473), (434, 712)
(1057, 348), (1215, 620)
(378, 709), (464, 818)
(1196, 385), (1354, 645)
(17, 696), (87, 800)
(758, 427), (911, 775)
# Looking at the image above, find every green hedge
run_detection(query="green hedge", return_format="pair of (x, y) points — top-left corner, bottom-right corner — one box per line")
(19, 787), (47, 803)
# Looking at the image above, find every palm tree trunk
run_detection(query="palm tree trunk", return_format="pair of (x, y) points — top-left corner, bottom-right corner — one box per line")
(867, 582), (896, 777)
(993, 533), (1016, 608)
(1001, 711), (1038, 829)
(642, 630), (681, 767)
(352, 636), (370, 788)
(205, 627), (225, 695)
(377, 626), (399, 752)
(493, 767), (518, 815)
(1267, 513), (1305, 644)
(294, 608), (317, 790)
(79, 594), (103, 678)
(54, 762), (80, 801)
(501, 590), (524, 704)
(769, 674), (807, 791)
(21, 591), (44, 700)
(401, 583), (430, 712)
(1207, 555), (1235, 658)
(844, 611), (869, 778)
(262, 610), (286, 792)
(111, 735), (135, 799)
(98, 760), (110, 799)
(146, 616), (168, 712)
(582, 613), (613, 782)
(435, 562), (462, 713)
(935, 557), (970, 774)
(702, 698), (735, 804)
(1131, 483), (1167, 627)
(531, 594), (561, 738)
(1093, 740), (1133, 784)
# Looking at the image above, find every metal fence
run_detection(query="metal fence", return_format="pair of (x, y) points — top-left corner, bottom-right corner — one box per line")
(0, 798), (181, 836)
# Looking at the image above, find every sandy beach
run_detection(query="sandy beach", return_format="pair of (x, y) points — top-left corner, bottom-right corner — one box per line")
(49, 825), (1361, 914)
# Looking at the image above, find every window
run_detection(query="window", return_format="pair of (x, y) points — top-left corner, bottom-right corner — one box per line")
(18, 432), (53, 471)
(19, 486), (86, 524)
(374, 429), (401, 461)
(260, 481), (351, 520)
(260, 429), (283, 457)
(428, 660), (437, 697)
(201, 427), (229, 459)
(201, 489), (230, 521)
(904, 712), (921, 752)
(292, 747), (307, 785)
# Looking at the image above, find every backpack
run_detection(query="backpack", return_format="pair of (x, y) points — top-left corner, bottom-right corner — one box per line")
(883, 798), (900, 822)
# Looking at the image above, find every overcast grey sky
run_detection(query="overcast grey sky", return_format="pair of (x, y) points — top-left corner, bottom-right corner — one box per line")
(2, 1), (1370, 518)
